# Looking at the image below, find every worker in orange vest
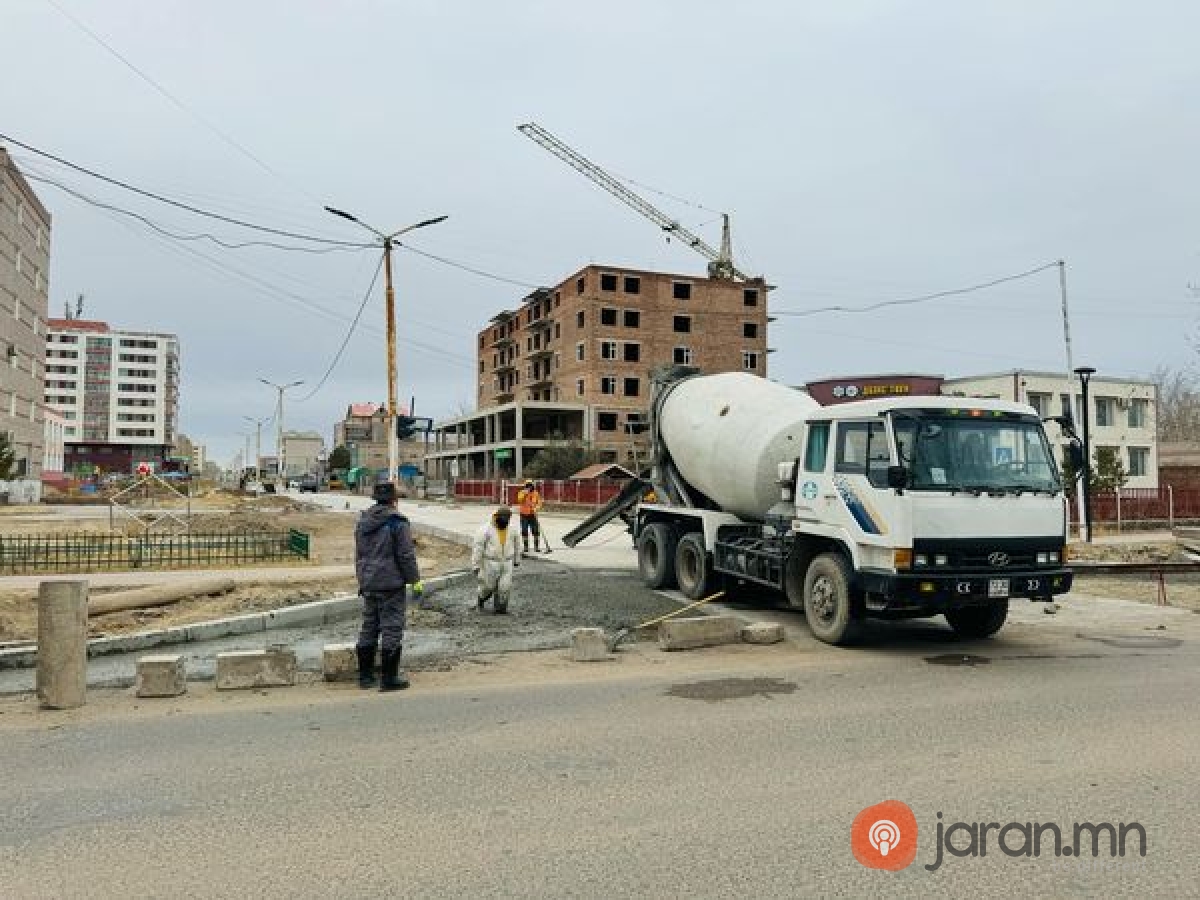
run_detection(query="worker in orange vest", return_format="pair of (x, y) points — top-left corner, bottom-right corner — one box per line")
(515, 479), (544, 554)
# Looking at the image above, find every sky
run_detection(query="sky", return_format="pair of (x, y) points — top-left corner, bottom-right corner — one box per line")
(4, 0), (1198, 465)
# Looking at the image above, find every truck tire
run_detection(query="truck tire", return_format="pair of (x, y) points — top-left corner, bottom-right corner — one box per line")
(674, 532), (711, 600)
(802, 553), (860, 645)
(945, 601), (1008, 639)
(638, 523), (678, 590)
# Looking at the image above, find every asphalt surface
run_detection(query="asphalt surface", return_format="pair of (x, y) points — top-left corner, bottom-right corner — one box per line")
(2, 607), (1198, 899)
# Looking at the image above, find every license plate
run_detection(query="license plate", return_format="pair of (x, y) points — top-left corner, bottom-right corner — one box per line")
(988, 578), (1010, 599)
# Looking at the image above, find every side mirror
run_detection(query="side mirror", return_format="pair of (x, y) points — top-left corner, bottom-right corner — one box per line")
(886, 465), (909, 490)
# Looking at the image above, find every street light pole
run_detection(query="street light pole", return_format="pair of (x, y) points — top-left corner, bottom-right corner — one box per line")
(259, 379), (303, 485)
(324, 206), (448, 483)
(1075, 366), (1097, 543)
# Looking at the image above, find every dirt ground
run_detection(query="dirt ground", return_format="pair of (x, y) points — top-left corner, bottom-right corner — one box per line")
(0, 494), (470, 642)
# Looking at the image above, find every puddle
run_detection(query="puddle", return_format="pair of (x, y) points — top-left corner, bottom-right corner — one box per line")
(666, 676), (797, 703)
(924, 654), (992, 667)
(1076, 633), (1183, 650)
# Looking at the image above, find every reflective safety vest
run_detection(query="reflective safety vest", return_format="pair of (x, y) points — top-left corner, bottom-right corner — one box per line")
(517, 488), (541, 516)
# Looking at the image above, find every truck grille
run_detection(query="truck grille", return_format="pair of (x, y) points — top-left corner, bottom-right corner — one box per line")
(912, 537), (1057, 572)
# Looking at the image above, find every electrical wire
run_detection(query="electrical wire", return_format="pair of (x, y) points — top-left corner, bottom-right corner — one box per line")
(15, 166), (363, 255)
(42, 0), (322, 206)
(396, 241), (543, 289)
(0, 130), (372, 247)
(772, 262), (1061, 317)
(295, 254), (386, 402)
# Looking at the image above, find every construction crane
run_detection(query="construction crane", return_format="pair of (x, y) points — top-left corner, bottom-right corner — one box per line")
(518, 122), (751, 282)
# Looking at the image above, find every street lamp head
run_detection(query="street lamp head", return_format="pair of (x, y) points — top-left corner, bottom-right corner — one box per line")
(1074, 366), (1097, 378)
(324, 206), (359, 223)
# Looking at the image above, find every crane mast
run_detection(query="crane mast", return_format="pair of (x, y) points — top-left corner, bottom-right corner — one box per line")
(517, 122), (748, 281)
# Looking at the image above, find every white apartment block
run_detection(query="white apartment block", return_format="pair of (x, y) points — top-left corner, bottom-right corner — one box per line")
(1, 147), (51, 477)
(44, 318), (180, 473)
(943, 370), (1158, 489)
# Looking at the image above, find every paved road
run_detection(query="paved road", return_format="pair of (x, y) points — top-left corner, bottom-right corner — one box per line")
(2, 610), (1197, 899)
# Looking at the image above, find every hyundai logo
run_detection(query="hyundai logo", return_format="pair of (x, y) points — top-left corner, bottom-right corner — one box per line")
(987, 552), (1010, 567)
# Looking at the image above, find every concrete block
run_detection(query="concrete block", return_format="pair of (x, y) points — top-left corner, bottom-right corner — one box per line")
(658, 615), (745, 651)
(136, 654), (187, 698)
(215, 647), (297, 690)
(321, 642), (380, 681)
(741, 622), (785, 645)
(571, 628), (609, 662)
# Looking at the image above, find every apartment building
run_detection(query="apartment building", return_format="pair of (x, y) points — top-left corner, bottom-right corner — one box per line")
(280, 430), (323, 478)
(44, 318), (180, 474)
(0, 147), (51, 478)
(429, 265), (770, 479)
(943, 370), (1158, 489)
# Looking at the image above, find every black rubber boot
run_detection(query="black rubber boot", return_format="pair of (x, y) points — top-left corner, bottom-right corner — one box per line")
(379, 648), (410, 692)
(356, 646), (376, 690)
(494, 597), (509, 615)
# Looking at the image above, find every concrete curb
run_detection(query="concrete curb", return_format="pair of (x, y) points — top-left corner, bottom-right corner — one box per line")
(0, 570), (473, 671)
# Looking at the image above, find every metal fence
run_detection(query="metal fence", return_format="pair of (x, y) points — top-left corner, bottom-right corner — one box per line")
(0, 529), (311, 575)
(1068, 486), (1200, 529)
(452, 479), (628, 508)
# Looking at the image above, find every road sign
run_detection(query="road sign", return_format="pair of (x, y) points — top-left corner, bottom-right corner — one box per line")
(494, 448), (512, 460)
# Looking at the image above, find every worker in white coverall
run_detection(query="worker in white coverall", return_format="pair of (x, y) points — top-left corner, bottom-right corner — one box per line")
(472, 506), (520, 614)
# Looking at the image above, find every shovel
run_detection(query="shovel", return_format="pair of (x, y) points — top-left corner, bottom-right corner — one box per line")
(608, 590), (726, 652)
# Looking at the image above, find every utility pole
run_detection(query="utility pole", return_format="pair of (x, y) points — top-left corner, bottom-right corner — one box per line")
(1058, 260), (1088, 541)
(259, 379), (303, 485)
(324, 206), (448, 483)
(242, 416), (266, 478)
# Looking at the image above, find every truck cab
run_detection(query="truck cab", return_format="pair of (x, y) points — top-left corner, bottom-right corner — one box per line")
(783, 397), (1072, 640)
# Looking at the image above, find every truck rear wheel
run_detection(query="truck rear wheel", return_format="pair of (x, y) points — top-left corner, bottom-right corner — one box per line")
(638, 523), (678, 590)
(802, 553), (860, 645)
(945, 601), (1008, 639)
(674, 532), (711, 600)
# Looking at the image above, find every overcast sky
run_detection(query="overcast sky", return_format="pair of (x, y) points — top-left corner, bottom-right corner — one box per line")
(5, 0), (1198, 465)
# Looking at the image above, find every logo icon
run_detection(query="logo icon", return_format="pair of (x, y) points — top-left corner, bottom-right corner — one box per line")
(852, 800), (918, 870)
(869, 820), (900, 856)
(987, 552), (1010, 567)
(801, 480), (819, 500)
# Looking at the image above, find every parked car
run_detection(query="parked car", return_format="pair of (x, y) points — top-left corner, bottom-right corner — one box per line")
(297, 476), (319, 494)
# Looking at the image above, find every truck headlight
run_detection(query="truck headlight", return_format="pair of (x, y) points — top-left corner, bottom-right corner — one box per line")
(913, 553), (928, 568)
(1037, 551), (1059, 565)
(934, 554), (949, 566)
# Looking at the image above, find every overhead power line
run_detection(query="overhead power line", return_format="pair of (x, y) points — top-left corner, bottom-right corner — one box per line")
(16, 166), (360, 255)
(771, 262), (1061, 317)
(295, 253), (386, 402)
(42, 0), (321, 206)
(396, 242), (542, 289)
(0, 131), (371, 247)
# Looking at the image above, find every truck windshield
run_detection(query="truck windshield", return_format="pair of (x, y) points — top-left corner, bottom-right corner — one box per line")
(891, 412), (1062, 494)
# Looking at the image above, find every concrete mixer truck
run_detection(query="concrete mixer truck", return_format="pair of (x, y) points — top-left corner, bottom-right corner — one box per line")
(564, 368), (1075, 645)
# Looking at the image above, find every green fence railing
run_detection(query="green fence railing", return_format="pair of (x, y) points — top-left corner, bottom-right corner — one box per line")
(0, 530), (311, 575)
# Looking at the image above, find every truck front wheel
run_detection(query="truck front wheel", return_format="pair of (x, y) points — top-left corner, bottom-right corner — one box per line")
(802, 553), (860, 645)
(945, 601), (1008, 639)
(674, 532), (711, 600)
(638, 523), (678, 590)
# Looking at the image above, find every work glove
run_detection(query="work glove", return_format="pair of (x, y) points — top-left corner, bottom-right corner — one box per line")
(412, 580), (425, 596)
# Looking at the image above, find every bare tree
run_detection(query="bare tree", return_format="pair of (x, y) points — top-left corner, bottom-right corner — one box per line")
(1152, 365), (1200, 441)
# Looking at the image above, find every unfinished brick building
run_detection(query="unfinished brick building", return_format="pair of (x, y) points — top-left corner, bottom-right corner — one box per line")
(428, 264), (769, 479)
